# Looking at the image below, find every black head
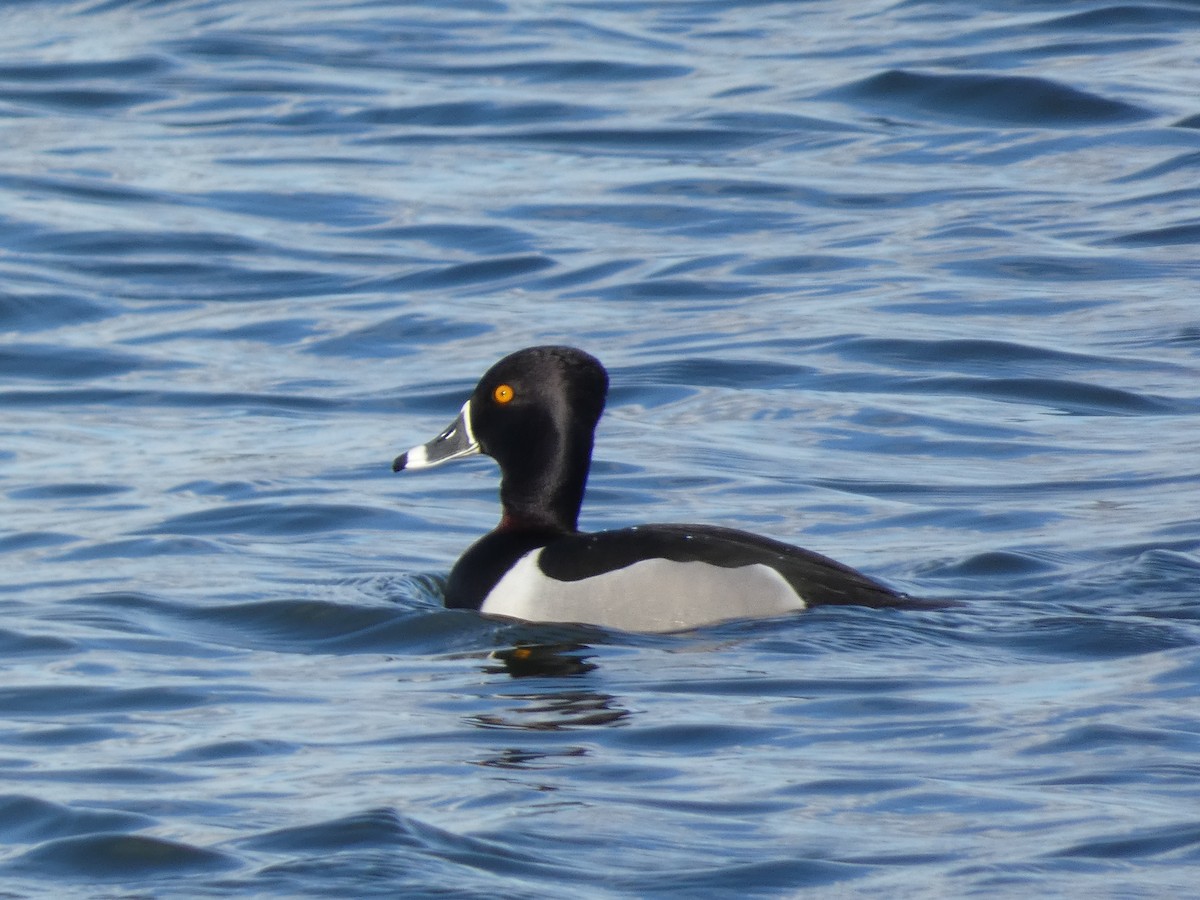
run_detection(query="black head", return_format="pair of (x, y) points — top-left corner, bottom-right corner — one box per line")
(395, 346), (609, 532)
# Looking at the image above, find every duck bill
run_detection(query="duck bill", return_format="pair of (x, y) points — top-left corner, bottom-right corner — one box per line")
(393, 401), (479, 472)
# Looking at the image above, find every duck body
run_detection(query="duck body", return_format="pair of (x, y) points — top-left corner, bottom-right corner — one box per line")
(448, 523), (913, 633)
(394, 346), (932, 633)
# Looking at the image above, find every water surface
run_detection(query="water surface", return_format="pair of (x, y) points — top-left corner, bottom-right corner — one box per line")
(2, 0), (1200, 896)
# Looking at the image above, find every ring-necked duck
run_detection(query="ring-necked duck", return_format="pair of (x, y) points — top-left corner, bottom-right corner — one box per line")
(394, 346), (936, 632)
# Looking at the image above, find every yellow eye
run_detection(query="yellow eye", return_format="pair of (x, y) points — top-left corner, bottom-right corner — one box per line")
(493, 383), (514, 404)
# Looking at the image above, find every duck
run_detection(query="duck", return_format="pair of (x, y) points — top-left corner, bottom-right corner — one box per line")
(393, 345), (937, 632)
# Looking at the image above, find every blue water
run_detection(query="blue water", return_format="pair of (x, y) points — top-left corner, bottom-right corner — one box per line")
(3, 0), (1200, 895)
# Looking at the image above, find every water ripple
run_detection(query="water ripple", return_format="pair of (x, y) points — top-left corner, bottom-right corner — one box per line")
(10, 833), (238, 881)
(828, 69), (1152, 127)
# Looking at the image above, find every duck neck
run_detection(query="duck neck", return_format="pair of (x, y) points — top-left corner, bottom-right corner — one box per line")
(497, 427), (592, 534)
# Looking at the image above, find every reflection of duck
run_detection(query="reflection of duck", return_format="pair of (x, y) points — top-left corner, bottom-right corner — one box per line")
(489, 644), (598, 678)
(474, 747), (591, 770)
(473, 649), (630, 732)
(469, 687), (629, 732)
(396, 346), (942, 632)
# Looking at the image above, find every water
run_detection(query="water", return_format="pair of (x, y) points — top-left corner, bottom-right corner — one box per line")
(2, 0), (1200, 895)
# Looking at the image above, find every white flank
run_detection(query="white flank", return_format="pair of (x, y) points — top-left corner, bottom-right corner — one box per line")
(480, 549), (806, 633)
